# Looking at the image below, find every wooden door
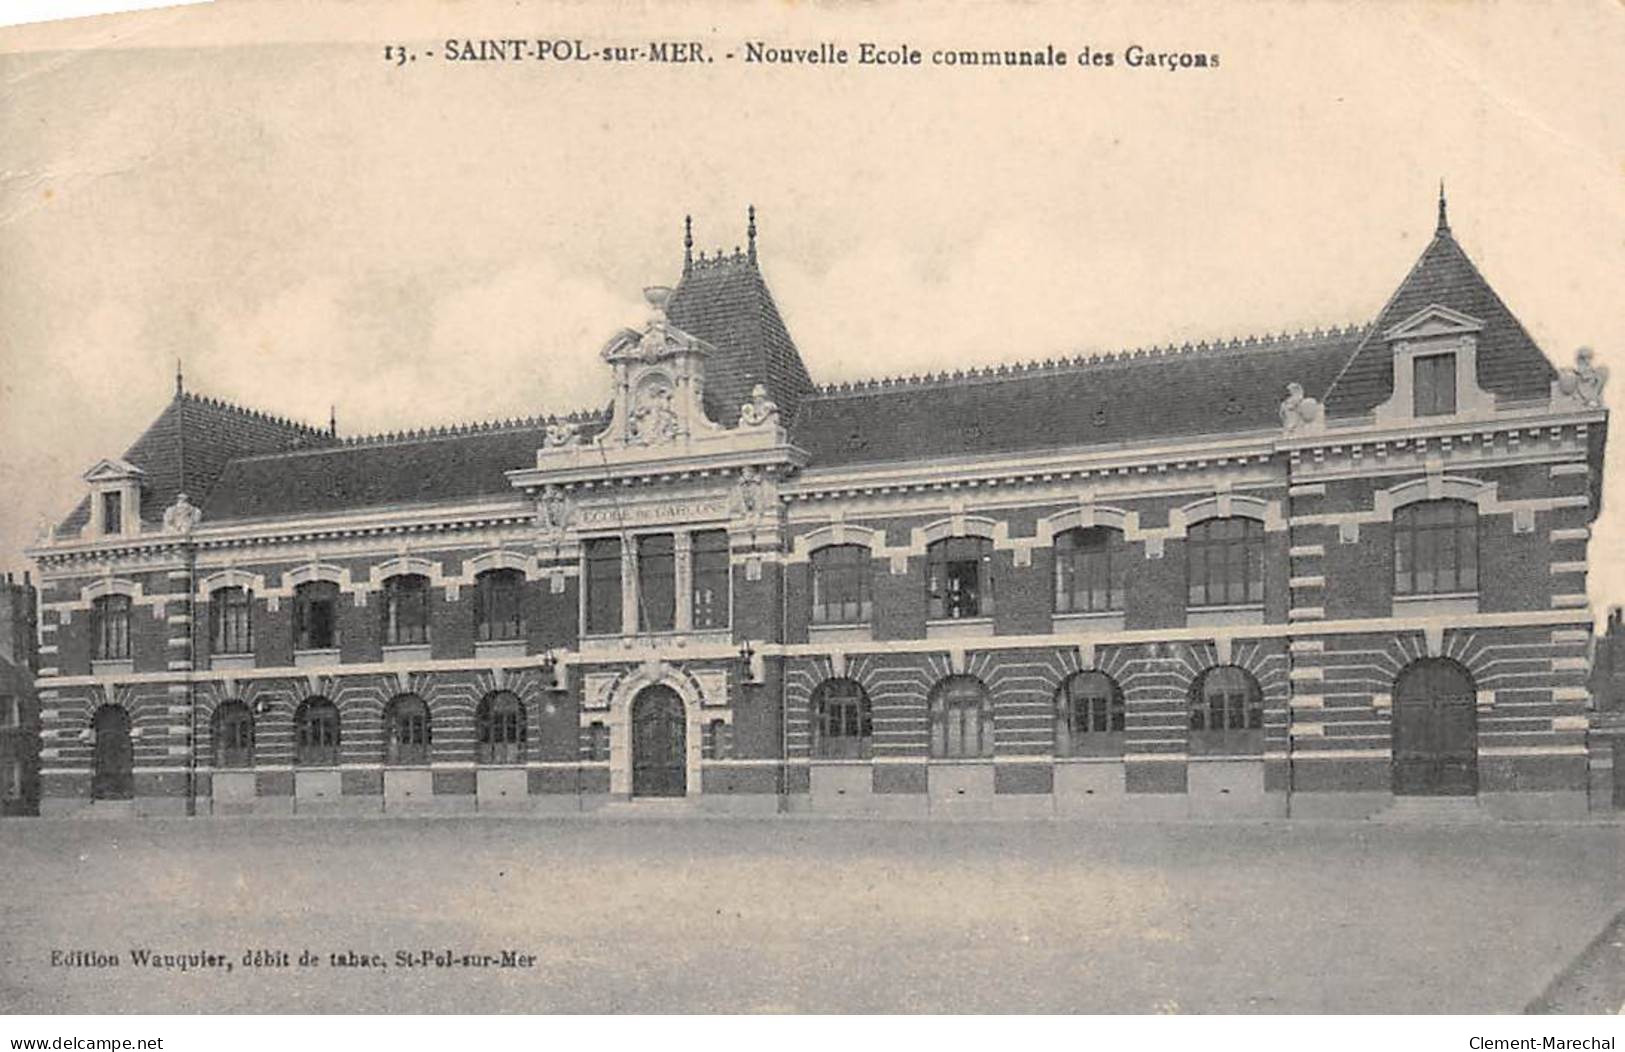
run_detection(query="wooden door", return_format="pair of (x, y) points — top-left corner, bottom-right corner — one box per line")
(631, 686), (686, 797)
(1392, 659), (1478, 796)
(92, 706), (134, 800)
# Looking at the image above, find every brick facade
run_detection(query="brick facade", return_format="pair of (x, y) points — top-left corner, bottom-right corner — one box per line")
(25, 202), (1617, 819)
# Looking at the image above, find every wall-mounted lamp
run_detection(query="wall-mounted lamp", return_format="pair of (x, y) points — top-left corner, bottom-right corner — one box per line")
(253, 698), (273, 717)
(540, 649), (563, 691)
(738, 640), (762, 685)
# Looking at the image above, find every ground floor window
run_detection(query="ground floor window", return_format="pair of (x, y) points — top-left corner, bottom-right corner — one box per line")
(295, 697), (340, 766)
(1055, 670), (1125, 756)
(385, 694), (431, 765)
(929, 674), (994, 759)
(1189, 665), (1263, 755)
(812, 678), (872, 759)
(212, 700), (254, 768)
(476, 691), (526, 764)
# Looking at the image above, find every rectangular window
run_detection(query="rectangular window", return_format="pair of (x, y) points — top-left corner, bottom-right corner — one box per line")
(637, 534), (676, 632)
(811, 546), (872, 625)
(475, 570), (524, 642)
(1187, 519), (1264, 607)
(928, 538), (993, 620)
(690, 529), (731, 630)
(0, 696), (15, 728)
(92, 596), (131, 660)
(293, 582), (339, 650)
(382, 576), (430, 646)
(584, 538), (623, 636)
(210, 587), (254, 654)
(101, 491), (122, 535)
(1394, 500), (1479, 596)
(1413, 352), (1458, 417)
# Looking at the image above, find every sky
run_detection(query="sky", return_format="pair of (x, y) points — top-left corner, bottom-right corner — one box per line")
(0, 0), (1621, 616)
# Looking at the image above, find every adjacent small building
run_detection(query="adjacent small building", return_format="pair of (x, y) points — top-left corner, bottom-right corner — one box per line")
(23, 196), (1618, 820)
(1, 572), (40, 816)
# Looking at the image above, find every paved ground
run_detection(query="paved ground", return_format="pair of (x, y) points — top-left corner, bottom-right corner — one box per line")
(0, 816), (1620, 1013)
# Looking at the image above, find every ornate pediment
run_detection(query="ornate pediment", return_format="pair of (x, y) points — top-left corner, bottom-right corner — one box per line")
(82, 458), (145, 483)
(1383, 303), (1484, 343)
(509, 283), (807, 493)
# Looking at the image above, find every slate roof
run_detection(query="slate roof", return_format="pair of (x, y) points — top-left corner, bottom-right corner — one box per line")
(57, 207), (1561, 529)
(1322, 213), (1555, 417)
(789, 329), (1362, 469)
(57, 393), (335, 537)
(199, 415), (606, 522)
(667, 249), (815, 427)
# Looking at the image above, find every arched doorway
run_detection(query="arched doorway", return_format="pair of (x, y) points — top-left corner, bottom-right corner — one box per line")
(631, 685), (686, 797)
(1392, 658), (1478, 796)
(91, 706), (134, 801)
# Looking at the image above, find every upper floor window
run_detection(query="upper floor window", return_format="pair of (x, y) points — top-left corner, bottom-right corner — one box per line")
(0, 695), (17, 728)
(385, 694), (431, 765)
(812, 678), (872, 759)
(212, 700), (254, 768)
(1394, 499), (1478, 595)
(1055, 670), (1125, 756)
(927, 537), (994, 620)
(382, 574), (430, 646)
(1054, 527), (1124, 614)
(1187, 517), (1264, 607)
(293, 581), (339, 651)
(1189, 665), (1264, 753)
(637, 534), (676, 632)
(928, 674), (995, 759)
(91, 595), (131, 661)
(584, 537), (623, 636)
(1413, 352), (1458, 417)
(475, 569), (524, 642)
(294, 697), (340, 766)
(101, 491), (123, 535)
(476, 691), (526, 764)
(691, 529), (731, 630)
(810, 545), (872, 625)
(210, 586), (253, 655)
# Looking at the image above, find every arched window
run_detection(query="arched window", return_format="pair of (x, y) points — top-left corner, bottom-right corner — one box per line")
(927, 537), (993, 620)
(293, 581), (339, 651)
(475, 691), (526, 764)
(1189, 666), (1264, 755)
(91, 595), (131, 661)
(811, 678), (873, 759)
(810, 545), (873, 625)
(210, 586), (254, 654)
(385, 694), (431, 765)
(1054, 527), (1124, 614)
(212, 700), (254, 768)
(382, 574), (431, 646)
(1394, 499), (1478, 596)
(1187, 517), (1265, 607)
(474, 569), (524, 642)
(929, 674), (995, 759)
(1055, 671), (1125, 756)
(293, 697), (340, 766)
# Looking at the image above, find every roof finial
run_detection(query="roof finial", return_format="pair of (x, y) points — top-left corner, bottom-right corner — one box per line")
(175, 358), (184, 398)
(329, 405), (337, 437)
(747, 204), (757, 266)
(1437, 179), (1450, 234)
(683, 214), (694, 275)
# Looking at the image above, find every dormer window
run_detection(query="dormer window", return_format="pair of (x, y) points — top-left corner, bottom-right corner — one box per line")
(1413, 352), (1458, 416)
(81, 458), (145, 538)
(101, 492), (123, 535)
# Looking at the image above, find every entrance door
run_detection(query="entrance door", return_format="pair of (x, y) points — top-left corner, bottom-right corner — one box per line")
(92, 706), (134, 801)
(631, 685), (686, 797)
(1392, 659), (1478, 796)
